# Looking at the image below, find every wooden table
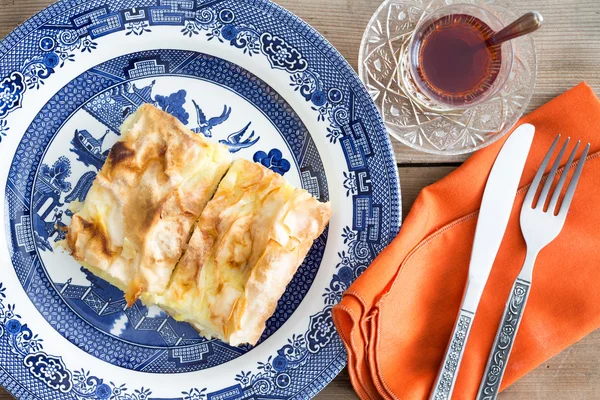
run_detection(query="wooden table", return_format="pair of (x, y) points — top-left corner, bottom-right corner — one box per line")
(1, 0), (599, 398)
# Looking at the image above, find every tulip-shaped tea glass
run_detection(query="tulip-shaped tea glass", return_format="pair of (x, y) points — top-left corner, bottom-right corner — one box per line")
(359, 0), (537, 155)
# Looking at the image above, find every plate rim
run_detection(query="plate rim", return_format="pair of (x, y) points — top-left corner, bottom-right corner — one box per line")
(0, 0), (402, 398)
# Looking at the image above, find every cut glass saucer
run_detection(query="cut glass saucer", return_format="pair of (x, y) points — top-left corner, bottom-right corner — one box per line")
(359, 0), (537, 155)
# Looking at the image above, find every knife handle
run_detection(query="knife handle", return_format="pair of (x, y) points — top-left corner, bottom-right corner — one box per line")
(477, 278), (531, 400)
(429, 308), (475, 400)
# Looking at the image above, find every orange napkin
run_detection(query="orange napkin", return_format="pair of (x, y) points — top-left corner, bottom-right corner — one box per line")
(332, 83), (600, 400)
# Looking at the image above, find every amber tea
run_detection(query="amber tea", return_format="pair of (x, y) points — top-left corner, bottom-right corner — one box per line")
(411, 14), (502, 107)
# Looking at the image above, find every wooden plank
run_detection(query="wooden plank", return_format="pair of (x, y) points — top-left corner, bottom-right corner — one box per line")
(0, 0), (599, 164)
(277, 0), (600, 164)
(499, 328), (600, 399)
(0, 1), (46, 39)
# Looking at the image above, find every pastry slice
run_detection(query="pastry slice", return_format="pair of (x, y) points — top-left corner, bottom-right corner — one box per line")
(146, 159), (332, 346)
(66, 104), (232, 305)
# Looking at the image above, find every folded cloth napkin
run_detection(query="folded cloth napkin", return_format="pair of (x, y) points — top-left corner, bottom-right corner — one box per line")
(332, 83), (600, 400)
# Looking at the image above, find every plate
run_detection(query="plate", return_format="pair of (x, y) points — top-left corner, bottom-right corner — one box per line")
(0, 0), (401, 399)
(359, 0), (537, 155)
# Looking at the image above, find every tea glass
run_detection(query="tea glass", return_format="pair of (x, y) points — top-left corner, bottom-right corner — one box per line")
(406, 4), (514, 110)
(359, 0), (537, 155)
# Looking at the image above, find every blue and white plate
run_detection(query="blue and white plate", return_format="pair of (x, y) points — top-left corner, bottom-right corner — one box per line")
(0, 1), (401, 398)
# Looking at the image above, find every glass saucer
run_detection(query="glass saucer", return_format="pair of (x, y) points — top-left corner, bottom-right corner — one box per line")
(359, 0), (537, 155)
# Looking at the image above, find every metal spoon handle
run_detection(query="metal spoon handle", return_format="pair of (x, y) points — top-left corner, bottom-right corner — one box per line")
(487, 11), (543, 47)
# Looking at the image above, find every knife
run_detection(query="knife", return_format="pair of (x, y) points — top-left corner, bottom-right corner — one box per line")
(429, 124), (535, 400)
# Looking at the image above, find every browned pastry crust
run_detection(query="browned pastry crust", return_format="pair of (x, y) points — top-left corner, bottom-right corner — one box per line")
(147, 159), (332, 345)
(66, 104), (232, 305)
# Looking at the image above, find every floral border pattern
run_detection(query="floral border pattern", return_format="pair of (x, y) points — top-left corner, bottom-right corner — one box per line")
(0, 282), (193, 400)
(0, 0), (401, 398)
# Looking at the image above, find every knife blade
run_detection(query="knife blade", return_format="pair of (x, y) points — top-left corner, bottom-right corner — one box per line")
(429, 124), (535, 400)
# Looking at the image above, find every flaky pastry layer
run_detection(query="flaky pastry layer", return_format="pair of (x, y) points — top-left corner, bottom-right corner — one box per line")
(146, 159), (332, 345)
(66, 104), (232, 305)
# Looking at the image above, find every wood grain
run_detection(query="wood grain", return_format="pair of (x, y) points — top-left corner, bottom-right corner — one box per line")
(1, 0), (599, 399)
(275, 0), (600, 164)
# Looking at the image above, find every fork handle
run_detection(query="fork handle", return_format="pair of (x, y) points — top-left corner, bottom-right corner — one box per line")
(429, 308), (475, 400)
(477, 278), (531, 400)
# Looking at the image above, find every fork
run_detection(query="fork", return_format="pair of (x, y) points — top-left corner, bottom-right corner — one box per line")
(476, 135), (590, 400)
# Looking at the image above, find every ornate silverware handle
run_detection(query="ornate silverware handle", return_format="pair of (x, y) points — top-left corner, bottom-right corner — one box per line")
(429, 309), (474, 400)
(477, 278), (531, 400)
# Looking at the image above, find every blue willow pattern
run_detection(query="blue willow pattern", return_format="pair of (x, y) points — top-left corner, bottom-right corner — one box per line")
(0, 282), (179, 400)
(16, 50), (323, 374)
(0, 0), (400, 398)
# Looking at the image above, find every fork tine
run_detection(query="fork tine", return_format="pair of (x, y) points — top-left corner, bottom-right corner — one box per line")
(558, 143), (590, 217)
(548, 141), (579, 214)
(524, 135), (560, 208)
(537, 137), (570, 209)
